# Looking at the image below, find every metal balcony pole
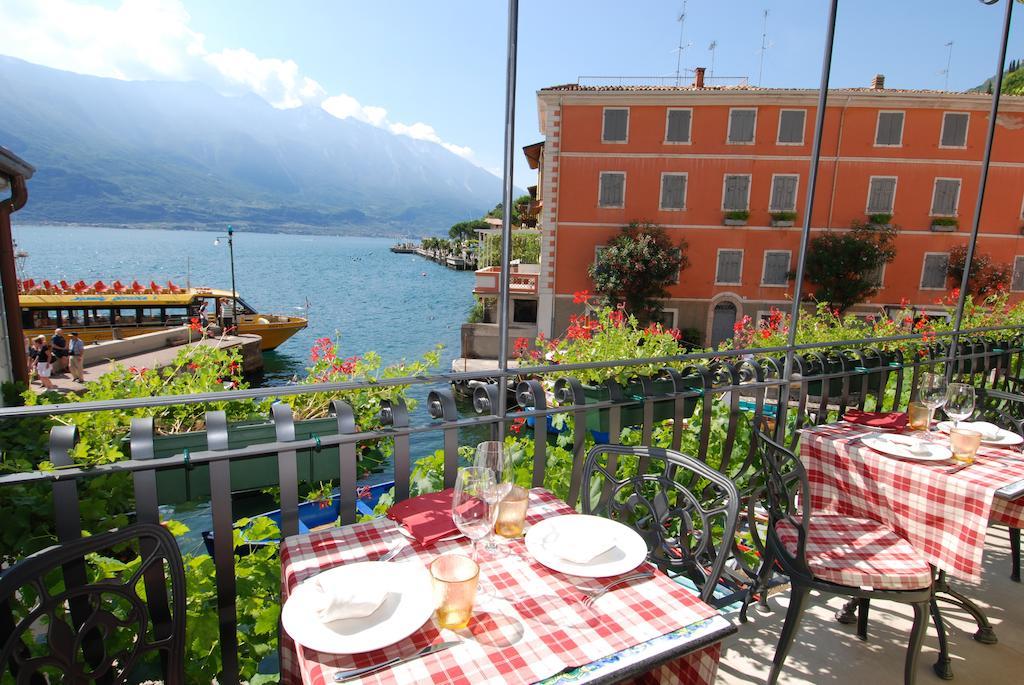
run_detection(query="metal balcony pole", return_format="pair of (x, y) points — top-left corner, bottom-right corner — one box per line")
(495, 0), (520, 439)
(948, 0), (1014, 375)
(777, 0), (838, 439)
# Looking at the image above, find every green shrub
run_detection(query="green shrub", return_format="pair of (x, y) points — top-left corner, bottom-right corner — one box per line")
(724, 210), (750, 221)
(770, 211), (797, 222)
(868, 212), (892, 225)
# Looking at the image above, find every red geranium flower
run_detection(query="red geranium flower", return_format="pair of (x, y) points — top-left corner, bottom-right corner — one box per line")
(572, 290), (590, 304)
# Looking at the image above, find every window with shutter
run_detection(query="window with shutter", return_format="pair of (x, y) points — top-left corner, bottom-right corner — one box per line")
(602, 108), (629, 142)
(866, 177), (897, 214)
(865, 264), (885, 287)
(723, 175), (751, 211)
(940, 113), (969, 148)
(769, 175), (798, 211)
(931, 179), (960, 216)
(875, 111), (904, 146)
(716, 250), (743, 284)
(921, 253), (950, 289)
(665, 109), (692, 143)
(762, 251), (791, 285)
(728, 109), (756, 143)
(777, 110), (805, 144)
(660, 174), (687, 210)
(1013, 256), (1024, 292)
(598, 172), (626, 207)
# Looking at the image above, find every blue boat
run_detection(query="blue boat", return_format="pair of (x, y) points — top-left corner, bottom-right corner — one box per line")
(201, 480), (394, 557)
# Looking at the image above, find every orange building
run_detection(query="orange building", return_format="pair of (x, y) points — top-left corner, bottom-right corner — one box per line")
(528, 72), (1024, 347)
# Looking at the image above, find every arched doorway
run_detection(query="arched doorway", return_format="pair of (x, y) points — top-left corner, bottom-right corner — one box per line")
(710, 301), (738, 347)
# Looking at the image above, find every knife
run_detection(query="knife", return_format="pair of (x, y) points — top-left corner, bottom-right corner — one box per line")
(333, 641), (461, 682)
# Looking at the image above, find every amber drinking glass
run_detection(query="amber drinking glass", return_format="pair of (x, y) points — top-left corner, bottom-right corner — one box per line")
(950, 428), (982, 465)
(494, 485), (529, 539)
(908, 401), (931, 431)
(431, 554), (479, 630)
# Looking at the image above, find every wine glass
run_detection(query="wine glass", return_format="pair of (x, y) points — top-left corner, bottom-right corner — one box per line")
(451, 467), (497, 562)
(473, 442), (514, 557)
(918, 372), (948, 433)
(945, 383), (975, 429)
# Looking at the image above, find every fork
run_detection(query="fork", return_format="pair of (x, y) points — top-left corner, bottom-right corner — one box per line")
(377, 540), (406, 563)
(577, 569), (655, 608)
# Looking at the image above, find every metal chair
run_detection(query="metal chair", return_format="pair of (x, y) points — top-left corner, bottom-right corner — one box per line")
(0, 523), (186, 684)
(580, 444), (741, 606)
(746, 428), (938, 685)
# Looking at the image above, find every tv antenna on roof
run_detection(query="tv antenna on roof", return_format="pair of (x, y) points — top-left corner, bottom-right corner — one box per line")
(708, 40), (718, 78)
(941, 40), (954, 90)
(674, 0), (691, 85)
(757, 9), (771, 86)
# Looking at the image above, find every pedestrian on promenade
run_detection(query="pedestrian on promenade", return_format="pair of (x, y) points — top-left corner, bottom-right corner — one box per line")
(51, 328), (68, 375)
(29, 335), (55, 390)
(68, 332), (85, 383)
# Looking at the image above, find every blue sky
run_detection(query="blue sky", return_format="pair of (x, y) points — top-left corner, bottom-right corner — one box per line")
(1, 0), (1021, 188)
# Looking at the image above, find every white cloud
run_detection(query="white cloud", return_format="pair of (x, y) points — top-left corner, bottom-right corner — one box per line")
(0, 0), (484, 166)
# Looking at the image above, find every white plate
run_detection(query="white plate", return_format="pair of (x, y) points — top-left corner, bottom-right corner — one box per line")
(525, 515), (648, 578)
(936, 421), (1024, 447)
(282, 561), (434, 654)
(860, 434), (952, 462)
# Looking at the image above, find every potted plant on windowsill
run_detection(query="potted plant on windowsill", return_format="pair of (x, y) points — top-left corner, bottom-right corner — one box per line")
(724, 210), (750, 226)
(930, 217), (959, 232)
(867, 213), (892, 228)
(770, 211), (797, 227)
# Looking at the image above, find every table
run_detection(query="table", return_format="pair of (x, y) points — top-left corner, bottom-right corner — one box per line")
(280, 488), (734, 685)
(799, 422), (1024, 583)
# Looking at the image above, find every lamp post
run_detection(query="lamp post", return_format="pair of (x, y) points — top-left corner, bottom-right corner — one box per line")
(213, 225), (237, 323)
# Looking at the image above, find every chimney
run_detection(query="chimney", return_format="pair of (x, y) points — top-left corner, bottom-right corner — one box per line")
(871, 74), (885, 90)
(694, 67), (706, 88)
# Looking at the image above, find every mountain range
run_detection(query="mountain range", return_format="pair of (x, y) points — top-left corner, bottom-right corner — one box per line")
(0, 56), (509, 236)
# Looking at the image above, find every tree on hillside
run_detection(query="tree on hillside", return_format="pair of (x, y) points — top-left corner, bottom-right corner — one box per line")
(802, 221), (897, 313)
(486, 194), (533, 224)
(947, 245), (1011, 296)
(588, 221), (688, 324)
(449, 219), (488, 242)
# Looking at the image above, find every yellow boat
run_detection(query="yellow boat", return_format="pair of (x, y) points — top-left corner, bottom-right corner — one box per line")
(18, 279), (307, 351)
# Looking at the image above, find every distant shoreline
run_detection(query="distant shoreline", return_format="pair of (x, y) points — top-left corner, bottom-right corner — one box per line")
(10, 219), (434, 240)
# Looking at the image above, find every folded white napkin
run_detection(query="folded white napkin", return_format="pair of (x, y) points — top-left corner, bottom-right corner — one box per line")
(311, 577), (387, 622)
(556, 535), (617, 565)
(961, 421), (1003, 441)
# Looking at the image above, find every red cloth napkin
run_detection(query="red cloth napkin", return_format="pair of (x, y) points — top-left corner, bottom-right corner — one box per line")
(842, 409), (908, 430)
(386, 489), (459, 545)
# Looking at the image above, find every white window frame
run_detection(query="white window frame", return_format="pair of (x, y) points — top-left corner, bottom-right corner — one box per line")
(658, 172), (688, 211)
(874, 110), (905, 147)
(755, 310), (773, 328)
(601, 107), (629, 144)
(776, 109), (806, 145)
(726, 107), (757, 145)
(864, 175), (899, 215)
(715, 248), (744, 285)
(865, 262), (887, 288)
(721, 174), (752, 211)
(768, 174), (800, 212)
(1012, 255), (1024, 292)
(651, 307), (678, 329)
(938, 111), (970, 150)
(1019, 192), (1024, 219)
(920, 252), (950, 291)
(760, 250), (791, 287)
(597, 171), (626, 208)
(930, 177), (962, 217)
(664, 107), (693, 145)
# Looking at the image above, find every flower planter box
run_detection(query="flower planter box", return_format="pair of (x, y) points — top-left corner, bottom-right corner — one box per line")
(580, 377), (699, 436)
(723, 219), (748, 226)
(770, 220), (795, 227)
(930, 222), (957, 232)
(148, 416), (359, 504)
(804, 356), (886, 399)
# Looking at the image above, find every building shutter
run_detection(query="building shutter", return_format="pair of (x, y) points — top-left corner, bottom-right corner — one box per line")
(661, 175), (687, 209)
(666, 110), (691, 142)
(1013, 257), (1024, 292)
(603, 109), (628, 142)
(931, 179), (960, 215)
(865, 264), (885, 287)
(876, 112), (904, 145)
(922, 254), (950, 289)
(770, 176), (798, 211)
(599, 173), (625, 207)
(717, 250), (743, 283)
(763, 252), (790, 285)
(778, 110), (805, 143)
(729, 110), (756, 143)
(724, 176), (750, 211)
(867, 178), (896, 214)
(941, 113), (969, 147)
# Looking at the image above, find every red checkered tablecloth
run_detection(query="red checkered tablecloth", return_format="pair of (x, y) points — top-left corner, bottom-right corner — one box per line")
(800, 423), (1024, 582)
(280, 489), (728, 685)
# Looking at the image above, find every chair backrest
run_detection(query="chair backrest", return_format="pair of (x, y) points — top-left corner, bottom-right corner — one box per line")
(580, 444), (740, 604)
(0, 523), (185, 684)
(976, 388), (1024, 436)
(752, 427), (815, 582)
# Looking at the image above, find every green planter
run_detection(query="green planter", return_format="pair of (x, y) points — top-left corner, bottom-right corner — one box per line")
(582, 378), (699, 436)
(805, 356), (886, 399)
(147, 417), (350, 504)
